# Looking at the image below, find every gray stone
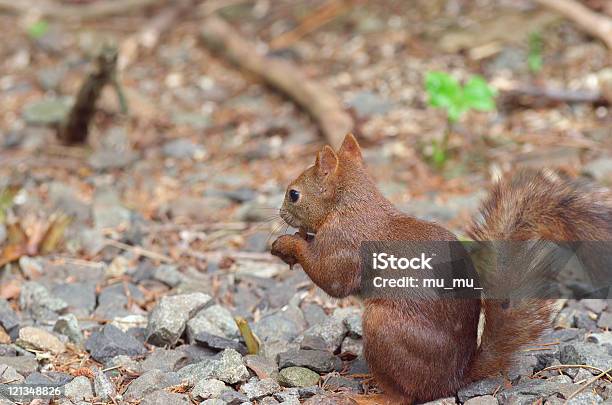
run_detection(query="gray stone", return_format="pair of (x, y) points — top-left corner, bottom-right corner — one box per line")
(37, 66), (66, 91)
(584, 158), (612, 183)
(140, 390), (191, 405)
(124, 369), (181, 401)
(170, 113), (210, 130)
(244, 355), (279, 380)
(347, 91), (393, 117)
(104, 355), (140, 373)
(0, 364), (24, 383)
(93, 189), (132, 229)
(18, 256), (43, 279)
(16, 326), (65, 354)
(457, 378), (504, 402)
(301, 316), (347, 352)
(19, 282), (67, 319)
(193, 331), (247, 354)
(162, 138), (206, 159)
(496, 379), (579, 403)
(93, 367), (116, 401)
(341, 336), (363, 356)
(598, 312), (612, 329)
(421, 398), (456, 405)
(0, 299), (19, 333)
(25, 371), (71, 385)
(260, 397), (281, 405)
(343, 313), (362, 338)
(192, 378), (230, 399)
(187, 305), (240, 342)
(140, 349), (188, 373)
(52, 282), (96, 316)
(63, 376), (94, 401)
(241, 378), (281, 400)
(201, 399), (227, 405)
(586, 332), (612, 346)
(85, 324), (147, 362)
(566, 390), (603, 404)
(0, 224), (6, 245)
(254, 311), (304, 344)
(146, 293), (212, 346)
(508, 354), (538, 380)
(560, 342), (612, 372)
(0, 356), (38, 376)
(464, 396), (498, 405)
(47, 181), (90, 222)
(218, 389), (249, 404)
(322, 375), (361, 392)
(274, 388), (300, 403)
(199, 305), (239, 339)
(233, 259), (286, 279)
(152, 265), (184, 287)
(177, 348), (249, 385)
(302, 304), (327, 328)
(572, 368), (594, 383)
(53, 314), (84, 345)
(278, 349), (341, 373)
(582, 299), (607, 314)
(278, 367), (320, 388)
(22, 98), (70, 125)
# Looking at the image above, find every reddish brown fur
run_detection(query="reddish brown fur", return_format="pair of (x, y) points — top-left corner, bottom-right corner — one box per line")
(272, 134), (612, 404)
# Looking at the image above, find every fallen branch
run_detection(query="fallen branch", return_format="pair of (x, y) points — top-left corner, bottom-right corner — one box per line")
(565, 367), (612, 401)
(0, 0), (168, 20)
(119, 0), (194, 70)
(499, 84), (609, 107)
(103, 238), (173, 263)
(269, 0), (356, 50)
(200, 15), (353, 149)
(534, 0), (612, 50)
(58, 45), (126, 144)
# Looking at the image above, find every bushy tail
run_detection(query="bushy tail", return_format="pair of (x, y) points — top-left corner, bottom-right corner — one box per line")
(465, 169), (612, 381)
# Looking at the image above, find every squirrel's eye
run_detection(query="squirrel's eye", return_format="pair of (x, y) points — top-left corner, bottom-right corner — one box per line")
(289, 189), (300, 203)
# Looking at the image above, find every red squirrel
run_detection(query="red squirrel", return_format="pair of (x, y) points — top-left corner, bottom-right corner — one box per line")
(271, 134), (612, 404)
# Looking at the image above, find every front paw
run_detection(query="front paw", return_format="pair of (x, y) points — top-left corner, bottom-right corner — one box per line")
(271, 235), (301, 266)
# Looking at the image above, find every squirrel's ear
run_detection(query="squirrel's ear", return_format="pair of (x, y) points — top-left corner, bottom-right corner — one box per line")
(338, 133), (363, 163)
(315, 145), (339, 178)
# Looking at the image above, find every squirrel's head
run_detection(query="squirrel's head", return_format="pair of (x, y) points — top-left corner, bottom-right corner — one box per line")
(279, 133), (364, 234)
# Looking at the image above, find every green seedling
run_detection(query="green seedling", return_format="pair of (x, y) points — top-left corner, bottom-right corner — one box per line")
(27, 20), (49, 40)
(528, 32), (543, 73)
(424, 71), (496, 168)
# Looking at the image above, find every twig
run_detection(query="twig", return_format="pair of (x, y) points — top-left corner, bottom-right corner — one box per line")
(103, 238), (173, 263)
(181, 247), (277, 262)
(119, 0), (195, 70)
(269, 0), (356, 50)
(534, 0), (612, 50)
(0, 0), (168, 21)
(500, 84), (609, 106)
(534, 364), (611, 378)
(199, 15), (353, 149)
(564, 367), (612, 402)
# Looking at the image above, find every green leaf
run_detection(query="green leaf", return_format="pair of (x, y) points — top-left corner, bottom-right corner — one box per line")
(425, 71), (462, 110)
(463, 76), (496, 111)
(431, 141), (447, 168)
(528, 32), (543, 73)
(27, 20), (49, 39)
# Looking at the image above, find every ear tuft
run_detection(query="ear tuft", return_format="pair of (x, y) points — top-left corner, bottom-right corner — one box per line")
(338, 133), (362, 162)
(315, 145), (339, 177)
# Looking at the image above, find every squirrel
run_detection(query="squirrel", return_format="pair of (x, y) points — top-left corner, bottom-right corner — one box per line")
(271, 133), (612, 404)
